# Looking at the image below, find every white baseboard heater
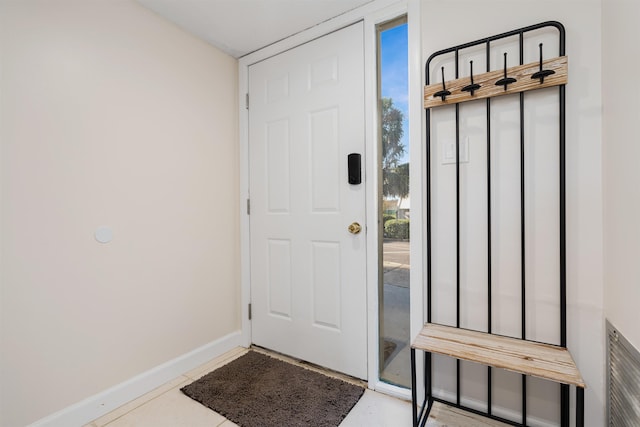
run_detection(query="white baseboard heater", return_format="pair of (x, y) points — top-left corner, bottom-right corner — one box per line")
(607, 320), (640, 426)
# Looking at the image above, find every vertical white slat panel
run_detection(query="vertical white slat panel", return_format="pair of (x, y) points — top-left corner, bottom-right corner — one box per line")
(266, 119), (291, 213)
(267, 239), (292, 319)
(309, 56), (338, 88)
(311, 241), (341, 330)
(309, 108), (340, 212)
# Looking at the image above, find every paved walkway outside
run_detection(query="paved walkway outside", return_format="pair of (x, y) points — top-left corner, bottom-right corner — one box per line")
(380, 240), (410, 388)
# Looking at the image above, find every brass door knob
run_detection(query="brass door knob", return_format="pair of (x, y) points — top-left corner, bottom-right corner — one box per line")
(348, 222), (362, 234)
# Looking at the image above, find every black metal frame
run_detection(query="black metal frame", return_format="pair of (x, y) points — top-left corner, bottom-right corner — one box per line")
(412, 21), (585, 426)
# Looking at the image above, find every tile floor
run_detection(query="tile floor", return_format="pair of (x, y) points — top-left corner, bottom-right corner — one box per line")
(84, 347), (414, 427)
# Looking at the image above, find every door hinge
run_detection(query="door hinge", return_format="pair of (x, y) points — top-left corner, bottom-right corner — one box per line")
(248, 303), (252, 320)
(246, 198), (250, 215)
(245, 93), (249, 110)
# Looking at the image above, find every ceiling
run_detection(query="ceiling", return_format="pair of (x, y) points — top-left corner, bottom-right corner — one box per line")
(136, 0), (374, 58)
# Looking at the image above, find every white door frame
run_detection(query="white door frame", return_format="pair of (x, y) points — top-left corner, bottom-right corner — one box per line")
(238, 0), (423, 397)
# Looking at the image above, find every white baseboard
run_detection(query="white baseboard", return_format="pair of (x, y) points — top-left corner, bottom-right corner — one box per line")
(29, 331), (244, 427)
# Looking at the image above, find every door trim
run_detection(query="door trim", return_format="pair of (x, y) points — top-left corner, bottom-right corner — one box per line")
(238, 0), (422, 396)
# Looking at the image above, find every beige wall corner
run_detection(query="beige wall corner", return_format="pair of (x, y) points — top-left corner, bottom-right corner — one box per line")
(0, 1), (240, 425)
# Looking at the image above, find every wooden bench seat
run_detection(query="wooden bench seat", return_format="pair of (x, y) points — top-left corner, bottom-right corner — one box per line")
(412, 323), (585, 388)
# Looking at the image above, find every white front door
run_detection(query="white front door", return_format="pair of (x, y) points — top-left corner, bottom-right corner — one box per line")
(248, 22), (367, 379)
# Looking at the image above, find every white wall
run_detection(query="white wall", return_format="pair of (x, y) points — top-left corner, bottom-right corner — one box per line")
(0, 1), (240, 425)
(602, 0), (640, 350)
(421, 0), (604, 425)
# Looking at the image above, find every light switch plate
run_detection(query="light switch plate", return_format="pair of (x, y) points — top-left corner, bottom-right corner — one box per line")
(442, 137), (469, 164)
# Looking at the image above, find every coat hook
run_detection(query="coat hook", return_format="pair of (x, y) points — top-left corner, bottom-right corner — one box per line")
(461, 60), (481, 96)
(495, 52), (517, 91)
(531, 43), (555, 83)
(433, 67), (451, 101)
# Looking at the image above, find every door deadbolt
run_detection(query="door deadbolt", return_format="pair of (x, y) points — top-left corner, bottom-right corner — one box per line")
(348, 222), (362, 234)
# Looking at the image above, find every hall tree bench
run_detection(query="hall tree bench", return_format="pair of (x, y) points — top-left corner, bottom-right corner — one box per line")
(411, 21), (585, 426)
(411, 324), (585, 426)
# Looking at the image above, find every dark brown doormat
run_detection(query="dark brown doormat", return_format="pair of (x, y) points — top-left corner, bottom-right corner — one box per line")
(181, 351), (365, 427)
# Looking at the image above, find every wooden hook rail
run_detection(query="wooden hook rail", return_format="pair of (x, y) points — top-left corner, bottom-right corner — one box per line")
(424, 55), (568, 109)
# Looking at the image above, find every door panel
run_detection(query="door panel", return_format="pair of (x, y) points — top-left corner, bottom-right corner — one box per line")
(249, 22), (367, 379)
